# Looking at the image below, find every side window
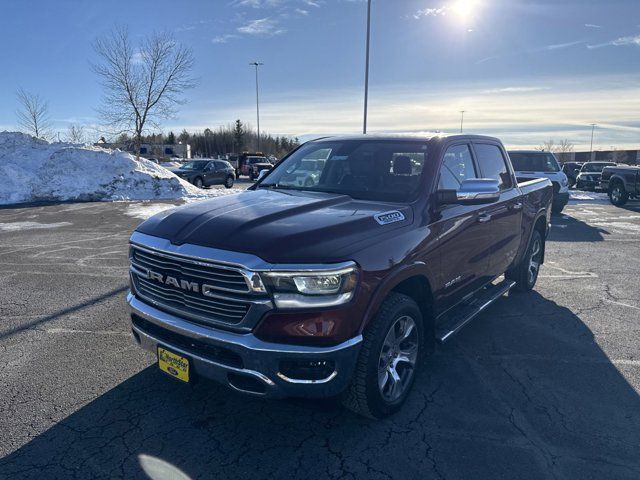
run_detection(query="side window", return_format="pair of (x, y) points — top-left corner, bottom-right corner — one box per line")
(438, 144), (477, 191)
(474, 144), (513, 189)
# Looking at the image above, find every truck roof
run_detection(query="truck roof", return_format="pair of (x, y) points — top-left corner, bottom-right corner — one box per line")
(508, 150), (550, 154)
(308, 133), (502, 144)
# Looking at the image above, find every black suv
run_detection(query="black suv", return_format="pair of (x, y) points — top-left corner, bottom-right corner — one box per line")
(172, 160), (236, 189)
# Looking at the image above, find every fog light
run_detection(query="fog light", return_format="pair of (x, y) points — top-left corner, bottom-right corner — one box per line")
(279, 360), (336, 382)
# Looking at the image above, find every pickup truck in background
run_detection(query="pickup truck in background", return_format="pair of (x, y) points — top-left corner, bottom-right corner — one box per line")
(127, 134), (552, 418)
(508, 150), (569, 214)
(576, 162), (617, 191)
(601, 165), (640, 206)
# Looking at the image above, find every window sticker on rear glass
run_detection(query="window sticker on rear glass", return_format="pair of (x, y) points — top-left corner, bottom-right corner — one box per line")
(374, 210), (405, 225)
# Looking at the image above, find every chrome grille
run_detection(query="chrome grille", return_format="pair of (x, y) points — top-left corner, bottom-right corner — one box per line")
(130, 244), (252, 325)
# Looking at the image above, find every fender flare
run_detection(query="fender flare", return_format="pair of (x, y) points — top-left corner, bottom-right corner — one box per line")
(359, 262), (435, 334)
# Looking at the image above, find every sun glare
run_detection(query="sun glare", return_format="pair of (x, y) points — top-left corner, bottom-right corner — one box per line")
(451, 0), (480, 21)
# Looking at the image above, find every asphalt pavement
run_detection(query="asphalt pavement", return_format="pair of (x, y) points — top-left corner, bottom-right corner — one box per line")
(0, 191), (639, 480)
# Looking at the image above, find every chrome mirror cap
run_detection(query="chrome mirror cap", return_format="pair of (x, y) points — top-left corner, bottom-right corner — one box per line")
(456, 179), (501, 205)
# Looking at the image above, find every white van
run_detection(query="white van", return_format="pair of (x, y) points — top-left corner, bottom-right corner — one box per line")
(508, 150), (569, 214)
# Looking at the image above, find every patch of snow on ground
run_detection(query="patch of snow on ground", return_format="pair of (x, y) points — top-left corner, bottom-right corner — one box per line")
(0, 221), (72, 232)
(125, 204), (178, 220)
(569, 190), (609, 204)
(0, 131), (231, 205)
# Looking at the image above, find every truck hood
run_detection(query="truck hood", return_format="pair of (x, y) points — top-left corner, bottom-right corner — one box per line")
(136, 189), (413, 264)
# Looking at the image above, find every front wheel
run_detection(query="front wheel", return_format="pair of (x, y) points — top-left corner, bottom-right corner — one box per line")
(506, 229), (543, 292)
(342, 293), (423, 419)
(193, 177), (204, 189)
(224, 175), (234, 189)
(609, 182), (629, 207)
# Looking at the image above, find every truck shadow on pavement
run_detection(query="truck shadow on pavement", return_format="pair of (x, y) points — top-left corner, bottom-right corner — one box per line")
(1, 293), (639, 480)
(549, 215), (609, 242)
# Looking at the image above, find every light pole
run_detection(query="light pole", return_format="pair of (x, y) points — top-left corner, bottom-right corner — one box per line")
(460, 110), (466, 133)
(363, 0), (372, 134)
(250, 61), (264, 150)
(589, 123), (596, 159)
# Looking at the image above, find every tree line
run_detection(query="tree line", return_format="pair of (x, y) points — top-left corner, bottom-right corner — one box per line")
(113, 120), (300, 158)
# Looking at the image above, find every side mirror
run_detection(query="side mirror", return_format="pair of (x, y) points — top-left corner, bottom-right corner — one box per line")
(437, 178), (501, 206)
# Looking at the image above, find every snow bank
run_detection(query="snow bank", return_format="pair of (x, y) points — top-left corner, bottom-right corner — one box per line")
(0, 132), (219, 205)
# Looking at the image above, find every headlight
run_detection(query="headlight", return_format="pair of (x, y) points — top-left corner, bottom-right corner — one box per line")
(262, 263), (358, 308)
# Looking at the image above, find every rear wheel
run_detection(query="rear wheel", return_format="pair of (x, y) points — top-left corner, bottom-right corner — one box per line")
(609, 181), (629, 207)
(342, 293), (423, 419)
(224, 175), (234, 188)
(506, 229), (543, 292)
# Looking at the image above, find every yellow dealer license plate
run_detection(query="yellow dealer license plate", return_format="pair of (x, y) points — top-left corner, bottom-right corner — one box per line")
(158, 347), (190, 383)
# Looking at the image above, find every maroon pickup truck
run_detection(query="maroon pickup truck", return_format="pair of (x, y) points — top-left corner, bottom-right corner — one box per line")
(127, 134), (552, 418)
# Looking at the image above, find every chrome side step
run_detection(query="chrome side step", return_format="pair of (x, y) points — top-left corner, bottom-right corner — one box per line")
(435, 279), (516, 343)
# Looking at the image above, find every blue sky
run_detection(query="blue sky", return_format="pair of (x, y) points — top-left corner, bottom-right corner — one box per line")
(1, 0), (639, 149)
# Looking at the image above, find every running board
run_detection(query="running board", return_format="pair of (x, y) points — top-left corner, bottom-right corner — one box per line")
(435, 279), (516, 343)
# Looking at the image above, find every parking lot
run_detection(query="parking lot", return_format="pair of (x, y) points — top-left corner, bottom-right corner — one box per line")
(1, 193), (639, 480)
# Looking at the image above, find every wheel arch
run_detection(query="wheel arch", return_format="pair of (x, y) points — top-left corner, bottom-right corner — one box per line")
(361, 265), (436, 351)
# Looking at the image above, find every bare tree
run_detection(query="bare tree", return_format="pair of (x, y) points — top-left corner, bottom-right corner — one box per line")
(16, 88), (52, 139)
(66, 124), (86, 144)
(92, 27), (195, 159)
(555, 139), (574, 154)
(539, 139), (555, 152)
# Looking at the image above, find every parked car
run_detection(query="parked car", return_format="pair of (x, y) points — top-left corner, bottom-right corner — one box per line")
(127, 134), (552, 418)
(171, 159), (235, 188)
(600, 165), (640, 206)
(575, 162), (616, 191)
(508, 150), (569, 214)
(561, 162), (583, 187)
(242, 156), (272, 180)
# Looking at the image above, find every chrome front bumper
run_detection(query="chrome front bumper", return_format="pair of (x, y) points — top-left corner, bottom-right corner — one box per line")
(128, 294), (362, 398)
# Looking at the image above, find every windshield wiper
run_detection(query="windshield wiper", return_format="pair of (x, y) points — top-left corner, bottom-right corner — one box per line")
(258, 184), (304, 191)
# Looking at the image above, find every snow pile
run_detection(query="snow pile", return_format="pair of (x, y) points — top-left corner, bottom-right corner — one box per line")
(0, 131), (213, 205)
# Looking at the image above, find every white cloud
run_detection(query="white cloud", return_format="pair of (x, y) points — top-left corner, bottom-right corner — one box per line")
(237, 17), (285, 36)
(212, 34), (239, 44)
(296, 8), (309, 15)
(588, 35), (640, 49)
(483, 86), (551, 94)
(233, 0), (283, 8)
(413, 6), (447, 19)
(542, 40), (584, 51)
(171, 75), (640, 150)
(585, 24), (602, 29)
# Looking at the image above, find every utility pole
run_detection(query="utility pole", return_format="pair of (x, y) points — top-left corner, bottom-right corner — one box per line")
(460, 111), (466, 133)
(363, 0), (372, 134)
(250, 62), (264, 150)
(589, 123), (597, 159)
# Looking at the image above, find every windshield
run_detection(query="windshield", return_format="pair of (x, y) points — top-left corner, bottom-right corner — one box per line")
(259, 140), (428, 202)
(580, 163), (614, 173)
(509, 152), (560, 172)
(181, 161), (209, 170)
(248, 157), (266, 164)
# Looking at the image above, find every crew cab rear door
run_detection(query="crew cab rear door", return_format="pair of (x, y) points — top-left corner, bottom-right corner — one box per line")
(432, 142), (492, 313)
(471, 142), (523, 278)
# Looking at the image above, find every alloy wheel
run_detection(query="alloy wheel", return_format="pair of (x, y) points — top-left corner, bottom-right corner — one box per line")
(377, 315), (418, 402)
(528, 237), (542, 285)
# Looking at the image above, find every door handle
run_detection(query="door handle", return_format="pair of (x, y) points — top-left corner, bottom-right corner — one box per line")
(478, 213), (492, 223)
(513, 202), (523, 211)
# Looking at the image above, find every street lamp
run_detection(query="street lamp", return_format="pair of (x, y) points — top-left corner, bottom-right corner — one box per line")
(460, 110), (466, 133)
(250, 62), (264, 150)
(589, 123), (597, 158)
(363, 0), (372, 134)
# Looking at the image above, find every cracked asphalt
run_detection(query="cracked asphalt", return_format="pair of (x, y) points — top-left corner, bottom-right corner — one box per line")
(0, 194), (639, 480)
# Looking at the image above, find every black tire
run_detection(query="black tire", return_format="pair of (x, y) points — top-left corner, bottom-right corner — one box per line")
(551, 204), (564, 215)
(342, 293), (424, 419)
(249, 171), (257, 181)
(193, 177), (204, 189)
(609, 181), (629, 207)
(224, 175), (234, 189)
(506, 229), (543, 292)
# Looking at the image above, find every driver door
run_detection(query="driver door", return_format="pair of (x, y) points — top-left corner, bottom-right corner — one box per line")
(431, 143), (493, 314)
